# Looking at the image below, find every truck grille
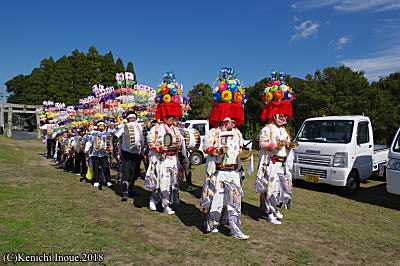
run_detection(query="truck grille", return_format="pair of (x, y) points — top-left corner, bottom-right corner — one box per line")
(298, 155), (331, 166)
(300, 167), (327, 179)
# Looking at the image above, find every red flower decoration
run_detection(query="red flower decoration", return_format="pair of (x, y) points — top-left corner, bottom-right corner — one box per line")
(274, 90), (284, 100)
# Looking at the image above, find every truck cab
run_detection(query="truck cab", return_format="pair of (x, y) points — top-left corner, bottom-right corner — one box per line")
(387, 127), (400, 195)
(292, 115), (388, 194)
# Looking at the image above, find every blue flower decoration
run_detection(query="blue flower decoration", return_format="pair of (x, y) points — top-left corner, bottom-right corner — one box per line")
(212, 92), (222, 103)
(284, 90), (293, 101)
(170, 87), (178, 95)
(230, 85), (239, 92)
(157, 95), (164, 103)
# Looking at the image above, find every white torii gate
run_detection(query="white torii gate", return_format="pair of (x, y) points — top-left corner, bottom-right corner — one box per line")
(0, 102), (43, 139)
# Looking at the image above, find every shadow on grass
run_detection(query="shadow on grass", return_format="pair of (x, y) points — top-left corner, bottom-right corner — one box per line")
(174, 198), (207, 234)
(294, 180), (400, 211)
(242, 201), (266, 221)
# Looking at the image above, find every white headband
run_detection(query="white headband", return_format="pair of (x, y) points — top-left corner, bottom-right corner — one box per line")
(97, 122), (105, 126)
(127, 114), (137, 119)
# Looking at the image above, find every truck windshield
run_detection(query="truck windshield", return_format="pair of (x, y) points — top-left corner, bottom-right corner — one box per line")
(393, 131), (400, 153)
(296, 120), (354, 143)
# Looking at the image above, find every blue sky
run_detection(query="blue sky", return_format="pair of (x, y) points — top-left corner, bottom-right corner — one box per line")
(1, 0), (399, 100)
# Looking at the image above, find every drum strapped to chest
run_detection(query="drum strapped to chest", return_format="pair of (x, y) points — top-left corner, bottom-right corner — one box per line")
(141, 124), (148, 147)
(180, 128), (201, 150)
(75, 136), (83, 153)
(163, 133), (181, 151)
(123, 123), (143, 151)
(46, 128), (53, 136)
(94, 134), (111, 152)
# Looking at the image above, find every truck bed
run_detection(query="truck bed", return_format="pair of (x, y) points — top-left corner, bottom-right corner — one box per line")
(373, 144), (389, 172)
(374, 144), (388, 153)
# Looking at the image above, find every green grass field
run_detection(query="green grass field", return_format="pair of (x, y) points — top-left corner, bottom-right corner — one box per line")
(1, 136), (400, 265)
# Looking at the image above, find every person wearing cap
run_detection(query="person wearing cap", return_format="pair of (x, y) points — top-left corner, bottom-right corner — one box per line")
(85, 121), (114, 190)
(114, 112), (145, 201)
(256, 73), (295, 225)
(200, 68), (249, 240)
(62, 131), (75, 172)
(144, 72), (184, 215)
(107, 121), (120, 181)
(72, 128), (88, 181)
(43, 123), (56, 159)
(176, 119), (196, 192)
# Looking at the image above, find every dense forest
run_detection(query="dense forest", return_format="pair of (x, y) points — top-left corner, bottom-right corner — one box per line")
(5, 46), (136, 106)
(5, 47), (400, 144)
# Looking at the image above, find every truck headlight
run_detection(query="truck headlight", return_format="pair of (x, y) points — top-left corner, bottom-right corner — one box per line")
(333, 152), (348, 167)
(387, 158), (400, 170)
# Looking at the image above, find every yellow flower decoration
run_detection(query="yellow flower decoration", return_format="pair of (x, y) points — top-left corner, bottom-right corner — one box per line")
(163, 94), (172, 103)
(221, 90), (232, 102)
(265, 92), (274, 102)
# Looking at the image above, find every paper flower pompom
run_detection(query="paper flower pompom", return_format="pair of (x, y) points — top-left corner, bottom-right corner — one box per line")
(170, 87), (178, 95)
(270, 85), (279, 92)
(156, 88), (162, 94)
(274, 90), (284, 100)
(230, 85), (239, 93)
(228, 79), (237, 88)
(234, 92), (243, 104)
(171, 95), (181, 104)
(212, 92), (222, 103)
(178, 89), (183, 95)
(265, 92), (274, 102)
(242, 94), (249, 105)
(163, 94), (171, 103)
(221, 90), (232, 102)
(285, 90), (294, 101)
(161, 86), (170, 95)
(219, 82), (228, 92)
(272, 81), (281, 86)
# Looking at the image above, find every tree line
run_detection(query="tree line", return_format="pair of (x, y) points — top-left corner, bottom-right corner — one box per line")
(187, 67), (400, 145)
(5, 46), (136, 106)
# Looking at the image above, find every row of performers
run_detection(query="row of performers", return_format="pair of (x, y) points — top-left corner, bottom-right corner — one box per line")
(44, 112), (196, 196)
(44, 110), (294, 241)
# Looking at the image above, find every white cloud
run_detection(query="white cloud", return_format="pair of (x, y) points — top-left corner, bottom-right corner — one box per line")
(336, 36), (350, 49)
(340, 46), (400, 80)
(292, 0), (400, 12)
(290, 20), (320, 41)
(291, 0), (342, 9)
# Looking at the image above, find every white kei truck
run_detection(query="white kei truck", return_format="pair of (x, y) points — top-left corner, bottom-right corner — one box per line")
(292, 115), (389, 194)
(387, 127), (400, 195)
(184, 120), (252, 166)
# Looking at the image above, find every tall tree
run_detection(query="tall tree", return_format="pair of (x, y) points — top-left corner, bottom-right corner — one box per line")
(115, 57), (125, 73)
(126, 61), (137, 84)
(5, 75), (29, 103)
(187, 83), (213, 120)
(87, 46), (102, 86)
(101, 51), (117, 87)
(70, 49), (91, 98)
(47, 56), (74, 105)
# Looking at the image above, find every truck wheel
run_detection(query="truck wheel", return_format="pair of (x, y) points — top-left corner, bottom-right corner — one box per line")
(190, 151), (203, 166)
(341, 171), (360, 195)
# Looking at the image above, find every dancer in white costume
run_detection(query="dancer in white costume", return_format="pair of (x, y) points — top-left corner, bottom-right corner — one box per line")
(256, 72), (295, 225)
